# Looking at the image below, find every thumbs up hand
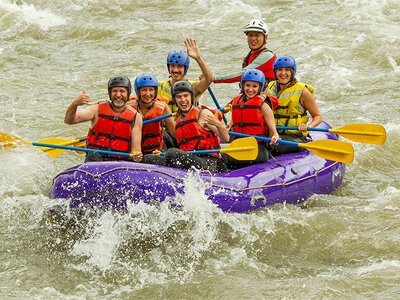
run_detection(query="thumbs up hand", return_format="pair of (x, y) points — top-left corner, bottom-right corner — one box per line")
(73, 89), (92, 106)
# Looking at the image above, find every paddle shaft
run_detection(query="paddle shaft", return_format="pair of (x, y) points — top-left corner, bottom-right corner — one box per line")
(229, 131), (297, 146)
(208, 87), (228, 125)
(229, 132), (350, 152)
(159, 136), (258, 160)
(32, 137), (258, 160)
(277, 126), (328, 133)
(159, 147), (253, 156)
(1, 107), (229, 157)
(31, 142), (132, 158)
(159, 149), (221, 156)
(228, 132), (355, 162)
(33, 141), (224, 158)
(276, 126), (384, 136)
(228, 131), (345, 153)
(69, 113), (174, 146)
(143, 114), (173, 124)
(42, 137), (87, 150)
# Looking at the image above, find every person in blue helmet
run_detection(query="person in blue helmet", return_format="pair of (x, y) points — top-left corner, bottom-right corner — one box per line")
(266, 56), (322, 155)
(127, 74), (175, 156)
(213, 19), (276, 87)
(158, 38), (214, 113)
(222, 69), (279, 169)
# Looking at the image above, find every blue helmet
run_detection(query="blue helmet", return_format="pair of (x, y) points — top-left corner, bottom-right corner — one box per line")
(167, 50), (190, 75)
(134, 74), (158, 99)
(273, 56), (296, 81)
(241, 69), (265, 94)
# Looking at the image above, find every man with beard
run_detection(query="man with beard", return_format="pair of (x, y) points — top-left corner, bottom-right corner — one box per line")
(64, 75), (143, 162)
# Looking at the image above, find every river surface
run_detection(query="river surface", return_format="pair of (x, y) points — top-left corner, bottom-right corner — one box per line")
(1, 0), (399, 298)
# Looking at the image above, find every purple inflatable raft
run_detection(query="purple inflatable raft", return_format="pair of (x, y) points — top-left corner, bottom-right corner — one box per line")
(49, 121), (345, 213)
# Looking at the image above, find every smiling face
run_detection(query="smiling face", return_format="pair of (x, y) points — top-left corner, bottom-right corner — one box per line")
(247, 31), (266, 51)
(169, 64), (186, 80)
(139, 86), (156, 103)
(174, 91), (192, 113)
(110, 87), (128, 108)
(275, 67), (293, 85)
(243, 81), (261, 98)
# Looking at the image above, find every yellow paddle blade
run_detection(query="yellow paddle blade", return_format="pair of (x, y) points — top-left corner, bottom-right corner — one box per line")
(40, 138), (77, 146)
(73, 141), (86, 147)
(0, 132), (88, 158)
(0, 133), (65, 157)
(331, 123), (386, 145)
(36, 138), (78, 152)
(221, 137), (258, 160)
(43, 137), (88, 157)
(299, 139), (354, 164)
(41, 138), (84, 150)
(73, 141), (87, 154)
(44, 148), (67, 158)
(0, 132), (27, 148)
(45, 142), (87, 157)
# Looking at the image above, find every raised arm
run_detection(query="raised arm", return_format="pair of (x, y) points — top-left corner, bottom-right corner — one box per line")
(64, 90), (98, 125)
(184, 38), (213, 98)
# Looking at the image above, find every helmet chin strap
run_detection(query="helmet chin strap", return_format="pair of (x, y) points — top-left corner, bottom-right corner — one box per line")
(249, 36), (266, 52)
(274, 68), (294, 86)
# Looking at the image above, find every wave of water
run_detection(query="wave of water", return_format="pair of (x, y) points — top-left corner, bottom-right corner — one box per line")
(1, 0), (399, 298)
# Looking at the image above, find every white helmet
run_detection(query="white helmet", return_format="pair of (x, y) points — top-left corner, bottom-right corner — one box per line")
(244, 19), (268, 35)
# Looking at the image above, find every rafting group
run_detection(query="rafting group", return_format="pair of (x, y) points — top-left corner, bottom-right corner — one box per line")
(63, 19), (326, 173)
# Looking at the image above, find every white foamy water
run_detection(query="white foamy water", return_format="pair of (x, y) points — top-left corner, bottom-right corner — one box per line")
(0, 0), (399, 298)
(0, 0), (66, 31)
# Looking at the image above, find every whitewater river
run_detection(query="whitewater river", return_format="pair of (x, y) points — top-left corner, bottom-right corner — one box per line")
(1, 0), (399, 298)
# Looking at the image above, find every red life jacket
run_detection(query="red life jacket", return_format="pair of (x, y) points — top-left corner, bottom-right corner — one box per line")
(231, 93), (269, 136)
(175, 106), (221, 157)
(128, 97), (167, 154)
(86, 102), (137, 154)
(242, 47), (276, 81)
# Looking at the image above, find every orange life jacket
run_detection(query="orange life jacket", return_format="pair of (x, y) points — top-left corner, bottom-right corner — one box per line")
(86, 102), (137, 154)
(231, 93), (269, 137)
(128, 97), (167, 154)
(175, 106), (221, 157)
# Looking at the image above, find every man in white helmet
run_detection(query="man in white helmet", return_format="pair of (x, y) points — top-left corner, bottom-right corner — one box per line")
(213, 19), (276, 86)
